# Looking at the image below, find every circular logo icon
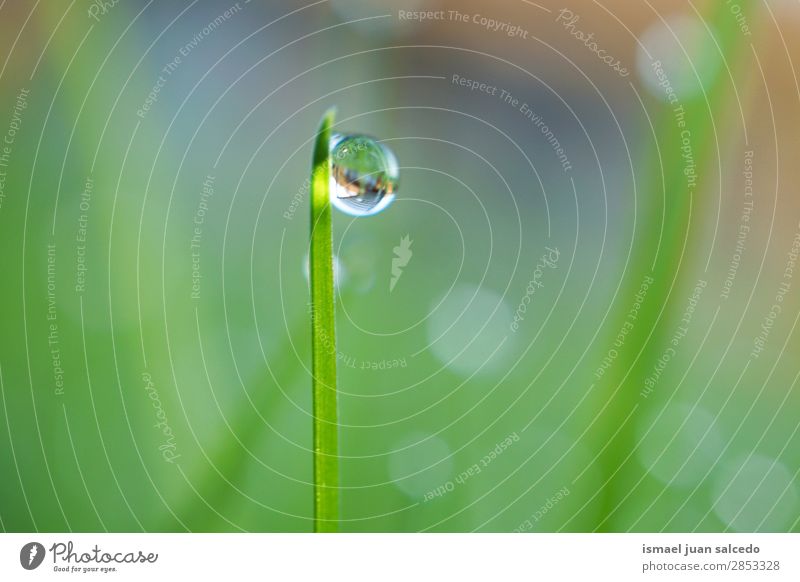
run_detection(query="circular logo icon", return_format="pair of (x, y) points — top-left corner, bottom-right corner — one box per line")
(20, 542), (45, 570)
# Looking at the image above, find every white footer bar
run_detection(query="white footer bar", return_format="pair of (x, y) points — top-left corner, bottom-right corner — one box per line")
(1, 533), (797, 581)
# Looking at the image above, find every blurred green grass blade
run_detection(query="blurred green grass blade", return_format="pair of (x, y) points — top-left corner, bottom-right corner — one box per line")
(593, 2), (755, 528)
(309, 107), (339, 532)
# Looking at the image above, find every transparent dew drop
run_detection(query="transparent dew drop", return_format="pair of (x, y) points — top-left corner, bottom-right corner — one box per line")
(329, 133), (399, 217)
(387, 432), (453, 500)
(338, 234), (378, 293)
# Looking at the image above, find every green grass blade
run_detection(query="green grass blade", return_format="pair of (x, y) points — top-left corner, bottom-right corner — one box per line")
(309, 107), (339, 532)
(591, 2), (755, 529)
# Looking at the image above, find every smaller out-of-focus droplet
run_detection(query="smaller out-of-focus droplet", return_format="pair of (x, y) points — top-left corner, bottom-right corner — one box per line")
(329, 133), (399, 217)
(636, 16), (721, 102)
(387, 432), (453, 500)
(338, 234), (378, 293)
(426, 284), (514, 377)
(635, 403), (725, 488)
(712, 454), (798, 531)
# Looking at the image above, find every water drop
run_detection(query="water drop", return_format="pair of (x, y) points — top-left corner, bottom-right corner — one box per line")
(387, 432), (453, 500)
(338, 234), (378, 293)
(635, 403), (724, 488)
(426, 284), (514, 377)
(712, 454), (798, 531)
(636, 15), (721, 102)
(329, 133), (399, 217)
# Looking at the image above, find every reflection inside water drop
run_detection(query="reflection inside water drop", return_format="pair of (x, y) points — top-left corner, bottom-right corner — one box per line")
(329, 133), (399, 217)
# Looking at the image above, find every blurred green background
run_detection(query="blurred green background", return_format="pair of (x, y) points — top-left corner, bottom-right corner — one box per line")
(1, 0), (799, 532)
